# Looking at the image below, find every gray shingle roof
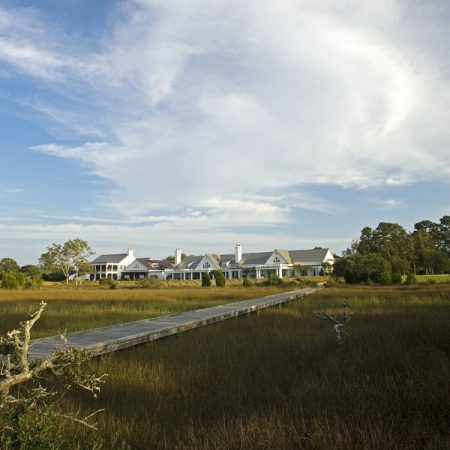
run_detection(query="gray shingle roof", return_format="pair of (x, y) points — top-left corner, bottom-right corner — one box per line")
(135, 258), (173, 270)
(91, 253), (128, 264)
(176, 255), (203, 269)
(288, 248), (330, 264)
(240, 252), (273, 265)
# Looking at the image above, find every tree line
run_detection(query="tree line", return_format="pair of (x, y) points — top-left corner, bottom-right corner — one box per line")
(0, 239), (93, 288)
(334, 216), (450, 284)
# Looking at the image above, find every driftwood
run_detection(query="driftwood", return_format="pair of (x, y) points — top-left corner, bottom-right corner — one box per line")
(315, 302), (352, 346)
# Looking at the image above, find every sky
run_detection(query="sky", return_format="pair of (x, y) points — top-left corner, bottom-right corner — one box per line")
(0, 0), (449, 265)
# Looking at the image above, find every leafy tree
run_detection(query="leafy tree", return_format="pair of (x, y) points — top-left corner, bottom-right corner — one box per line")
(20, 264), (42, 278)
(39, 239), (94, 284)
(0, 258), (20, 278)
(339, 217), (450, 283)
(163, 253), (186, 263)
(1, 273), (19, 289)
(438, 215), (450, 255)
(201, 272), (211, 287)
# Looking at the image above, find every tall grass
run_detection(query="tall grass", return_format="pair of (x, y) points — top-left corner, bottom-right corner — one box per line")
(0, 286), (294, 338)
(58, 285), (450, 449)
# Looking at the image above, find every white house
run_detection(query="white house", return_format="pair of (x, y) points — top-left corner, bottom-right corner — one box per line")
(90, 245), (335, 281)
(166, 245), (335, 280)
(121, 258), (173, 280)
(90, 249), (136, 280)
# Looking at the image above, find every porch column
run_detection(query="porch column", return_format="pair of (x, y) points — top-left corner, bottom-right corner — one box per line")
(256, 268), (261, 278)
(278, 266), (283, 278)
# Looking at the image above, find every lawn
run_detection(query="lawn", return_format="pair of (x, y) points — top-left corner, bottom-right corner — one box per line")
(412, 274), (450, 283)
(0, 285), (297, 338)
(58, 284), (450, 449)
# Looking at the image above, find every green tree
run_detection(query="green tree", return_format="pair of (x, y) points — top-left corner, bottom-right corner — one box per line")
(39, 239), (94, 284)
(20, 264), (42, 278)
(201, 272), (211, 287)
(1, 273), (19, 289)
(0, 258), (20, 278)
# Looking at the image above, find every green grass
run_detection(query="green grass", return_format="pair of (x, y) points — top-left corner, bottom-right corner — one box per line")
(413, 274), (450, 283)
(55, 284), (450, 449)
(0, 285), (296, 338)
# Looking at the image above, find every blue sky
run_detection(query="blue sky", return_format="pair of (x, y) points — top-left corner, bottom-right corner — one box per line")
(0, 0), (449, 265)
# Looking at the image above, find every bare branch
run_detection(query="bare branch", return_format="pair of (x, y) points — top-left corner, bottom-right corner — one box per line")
(315, 301), (353, 346)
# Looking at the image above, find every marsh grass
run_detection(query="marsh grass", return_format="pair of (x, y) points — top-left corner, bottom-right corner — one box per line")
(58, 285), (450, 449)
(0, 286), (292, 338)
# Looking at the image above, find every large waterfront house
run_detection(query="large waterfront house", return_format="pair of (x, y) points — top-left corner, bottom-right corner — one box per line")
(90, 245), (335, 281)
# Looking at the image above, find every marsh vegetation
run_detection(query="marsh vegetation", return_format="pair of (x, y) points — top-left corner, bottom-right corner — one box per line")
(56, 285), (450, 449)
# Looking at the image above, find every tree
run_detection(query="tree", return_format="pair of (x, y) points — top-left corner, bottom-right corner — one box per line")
(20, 264), (42, 278)
(0, 258), (20, 278)
(201, 272), (211, 287)
(39, 239), (94, 284)
(1, 273), (19, 289)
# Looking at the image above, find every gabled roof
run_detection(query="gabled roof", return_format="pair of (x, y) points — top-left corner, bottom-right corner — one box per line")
(275, 249), (292, 264)
(91, 253), (128, 264)
(176, 255), (203, 269)
(219, 254), (235, 266)
(205, 254), (221, 268)
(288, 248), (331, 264)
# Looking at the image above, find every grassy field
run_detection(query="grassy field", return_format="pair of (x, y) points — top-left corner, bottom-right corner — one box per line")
(409, 274), (450, 283)
(53, 284), (450, 449)
(0, 285), (297, 338)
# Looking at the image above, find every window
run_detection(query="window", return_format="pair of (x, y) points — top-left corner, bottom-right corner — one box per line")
(274, 257), (280, 263)
(203, 261), (210, 269)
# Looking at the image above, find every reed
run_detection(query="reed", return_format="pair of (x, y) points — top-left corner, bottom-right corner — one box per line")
(59, 285), (450, 449)
(0, 286), (293, 338)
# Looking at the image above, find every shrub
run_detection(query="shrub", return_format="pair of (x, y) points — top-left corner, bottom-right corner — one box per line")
(201, 272), (211, 287)
(15, 272), (25, 287)
(136, 278), (162, 288)
(1, 273), (19, 289)
(380, 260), (393, 285)
(215, 270), (226, 287)
(243, 278), (254, 287)
(264, 273), (283, 286)
(406, 273), (417, 285)
(0, 302), (108, 449)
(392, 272), (403, 284)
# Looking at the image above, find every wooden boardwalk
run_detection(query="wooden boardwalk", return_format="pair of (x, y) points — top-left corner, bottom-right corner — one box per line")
(29, 287), (319, 361)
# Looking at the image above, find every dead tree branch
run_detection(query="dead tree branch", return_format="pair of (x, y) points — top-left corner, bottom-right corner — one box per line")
(315, 302), (353, 346)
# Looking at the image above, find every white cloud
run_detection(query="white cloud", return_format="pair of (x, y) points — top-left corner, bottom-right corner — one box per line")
(1, 0), (450, 229)
(382, 199), (404, 209)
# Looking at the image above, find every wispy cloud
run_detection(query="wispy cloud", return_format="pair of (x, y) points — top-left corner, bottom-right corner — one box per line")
(1, 0), (450, 241)
(382, 199), (404, 209)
